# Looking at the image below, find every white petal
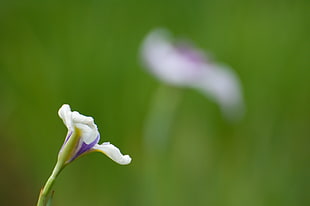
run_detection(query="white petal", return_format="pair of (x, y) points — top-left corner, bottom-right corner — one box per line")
(194, 65), (244, 120)
(93, 143), (131, 165)
(141, 29), (205, 86)
(58, 104), (73, 130)
(58, 104), (99, 144)
(71, 111), (99, 144)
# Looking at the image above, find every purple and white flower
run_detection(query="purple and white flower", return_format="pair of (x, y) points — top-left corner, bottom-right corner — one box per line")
(141, 29), (245, 120)
(57, 104), (131, 165)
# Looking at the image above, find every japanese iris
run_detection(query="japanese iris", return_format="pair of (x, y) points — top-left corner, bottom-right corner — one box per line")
(140, 29), (245, 121)
(57, 104), (131, 166)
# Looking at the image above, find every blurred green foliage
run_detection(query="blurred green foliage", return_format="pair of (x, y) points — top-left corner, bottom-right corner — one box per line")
(0, 0), (309, 206)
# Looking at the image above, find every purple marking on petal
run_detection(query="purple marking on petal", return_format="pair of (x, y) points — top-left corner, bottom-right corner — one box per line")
(59, 131), (73, 152)
(70, 134), (100, 161)
(64, 131), (73, 143)
(175, 44), (206, 65)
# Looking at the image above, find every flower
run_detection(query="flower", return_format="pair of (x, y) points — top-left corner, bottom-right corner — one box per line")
(140, 29), (245, 121)
(57, 104), (131, 166)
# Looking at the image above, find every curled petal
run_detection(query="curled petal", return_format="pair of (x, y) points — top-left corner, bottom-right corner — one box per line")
(58, 104), (73, 130)
(58, 104), (99, 144)
(92, 143), (132, 165)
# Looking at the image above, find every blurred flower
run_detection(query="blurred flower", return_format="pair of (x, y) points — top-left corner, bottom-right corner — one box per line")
(58, 104), (131, 165)
(140, 29), (245, 120)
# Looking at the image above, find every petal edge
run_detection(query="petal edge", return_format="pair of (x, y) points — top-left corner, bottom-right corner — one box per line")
(93, 143), (131, 165)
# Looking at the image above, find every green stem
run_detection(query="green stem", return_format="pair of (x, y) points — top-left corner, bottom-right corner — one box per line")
(36, 129), (80, 206)
(141, 85), (182, 205)
(36, 162), (64, 206)
(144, 85), (182, 154)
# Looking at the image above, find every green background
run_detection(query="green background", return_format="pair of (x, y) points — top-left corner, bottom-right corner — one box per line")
(0, 0), (309, 206)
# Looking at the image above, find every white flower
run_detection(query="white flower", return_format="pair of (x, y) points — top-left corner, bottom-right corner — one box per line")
(140, 29), (245, 120)
(57, 104), (131, 165)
